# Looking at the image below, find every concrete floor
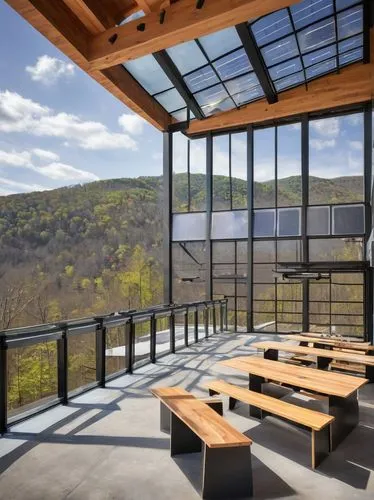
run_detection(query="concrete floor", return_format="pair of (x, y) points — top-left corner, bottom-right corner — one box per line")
(1, 332), (374, 500)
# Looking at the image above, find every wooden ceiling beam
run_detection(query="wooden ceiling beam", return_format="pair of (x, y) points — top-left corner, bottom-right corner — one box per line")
(136, 0), (170, 13)
(187, 62), (373, 135)
(87, 0), (299, 70)
(5, 0), (171, 130)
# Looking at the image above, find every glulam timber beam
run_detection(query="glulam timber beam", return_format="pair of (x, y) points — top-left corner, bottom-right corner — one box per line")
(187, 62), (373, 135)
(136, 0), (170, 13)
(87, 0), (299, 70)
(5, 0), (171, 130)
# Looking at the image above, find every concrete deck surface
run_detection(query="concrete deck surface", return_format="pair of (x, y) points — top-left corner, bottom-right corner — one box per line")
(1, 332), (374, 500)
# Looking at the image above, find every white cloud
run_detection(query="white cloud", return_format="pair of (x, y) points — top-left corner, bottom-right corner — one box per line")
(310, 139), (336, 151)
(0, 147), (99, 183)
(32, 148), (60, 161)
(0, 176), (48, 194)
(26, 55), (75, 85)
(349, 141), (363, 151)
(0, 150), (32, 166)
(310, 117), (340, 138)
(35, 162), (99, 182)
(345, 113), (363, 127)
(118, 113), (146, 135)
(0, 90), (138, 151)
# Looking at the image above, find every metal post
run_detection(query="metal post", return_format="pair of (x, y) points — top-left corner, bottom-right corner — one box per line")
(57, 326), (68, 405)
(194, 309), (199, 342)
(170, 314), (176, 353)
(301, 114), (310, 333)
(126, 319), (134, 374)
(225, 301), (228, 331)
(95, 318), (106, 388)
(184, 312), (189, 346)
(364, 104), (373, 343)
(247, 125), (254, 333)
(0, 335), (7, 434)
(220, 303), (224, 332)
(150, 315), (156, 363)
(213, 304), (217, 334)
(163, 132), (173, 304)
(204, 307), (209, 338)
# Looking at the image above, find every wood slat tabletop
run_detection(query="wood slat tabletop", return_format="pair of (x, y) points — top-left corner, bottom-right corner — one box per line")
(151, 387), (251, 448)
(252, 341), (374, 366)
(283, 335), (374, 352)
(218, 356), (368, 397)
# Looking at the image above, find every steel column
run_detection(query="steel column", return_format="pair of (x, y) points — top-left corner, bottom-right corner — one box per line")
(206, 133), (213, 301)
(301, 114), (310, 332)
(364, 105), (373, 343)
(247, 125), (254, 332)
(170, 314), (176, 353)
(163, 132), (173, 305)
(150, 315), (157, 363)
(0, 335), (7, 434)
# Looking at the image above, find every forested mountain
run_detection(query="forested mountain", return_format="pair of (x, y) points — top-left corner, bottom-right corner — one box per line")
(0, 173), (363, 330)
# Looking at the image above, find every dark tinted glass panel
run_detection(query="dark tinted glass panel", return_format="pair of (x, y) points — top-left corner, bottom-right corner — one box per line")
(225, 73), (260, 96)
(253, 210), (276, 237)
(252, 10), (292, 47)
(231, 86), (264, 106)
(213, 48), (252, 80)
(339, 48), (362, 65)
(332, 205), (365, 235)
(291, 0), (334, 30)
(275, 72), (304, 91)
(269, 57), (303, 81)
(303, 45), (336, 67)
(337, 6), (362, 39)
(184, 66), (218, 93)
(278, 208), (301, 236)
(194, 85), (234, 116)
(297, 17), (335, 53)
(306, 58), (337, 79)
(307, 206), (330, 235)
(261, 35), (299, 66)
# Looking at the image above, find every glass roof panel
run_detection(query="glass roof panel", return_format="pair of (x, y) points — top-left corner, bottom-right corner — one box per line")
(338, 33), (363, 52)
(225, 72), (261, 96)
(290, 0), (334, 30)
(199, 27), (242, 60)
(124, 55), (172, 94)
(231, 86), (264, 106)
(336, 0), (360, 11)
(339, 47), (363, 65)
(213, 48), (252, 81)
(167, 41), (208, 75)
(305, 58), (337, 79)
(171, 108), (188, 122)
(297, 16), (336, 53)
(302, 44), (337, 66)
(194, 84), (235, 116)
(337, 5), (363, 39)
(184, 65), (219, 93)
(261, 35), (299, 66)
(154, 88), (186, 113)
(274, 71), (305, 91)
(269, 57), (303, 80)
(251, 10), (292, 47)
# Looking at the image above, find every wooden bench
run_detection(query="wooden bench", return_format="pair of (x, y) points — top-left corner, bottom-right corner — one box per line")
(151, 387), (253, 499)
(252, 341), (374, 382)
(283, 335), (374, 353)
(205, 379), (334, 469)
(218, 356), (367, 449)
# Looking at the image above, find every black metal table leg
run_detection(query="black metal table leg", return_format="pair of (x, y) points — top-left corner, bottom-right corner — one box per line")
(170, 413), (201, 456)
(202, 444), (253, 499)
(264, 349), (278, 361)
(249, 374), (264, 419)
(328, 391), (359, 450)
(365, 364), (374, 383)
(317, 356), (331, 370)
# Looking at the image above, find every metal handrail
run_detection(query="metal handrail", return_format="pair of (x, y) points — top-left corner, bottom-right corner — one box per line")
(0, 298), (228, 434)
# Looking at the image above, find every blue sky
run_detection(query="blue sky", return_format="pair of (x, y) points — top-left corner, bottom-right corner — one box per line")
(0, 1), (364, 197)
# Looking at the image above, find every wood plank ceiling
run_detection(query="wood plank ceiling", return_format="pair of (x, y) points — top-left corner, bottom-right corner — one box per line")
(4, 0), (374, 133)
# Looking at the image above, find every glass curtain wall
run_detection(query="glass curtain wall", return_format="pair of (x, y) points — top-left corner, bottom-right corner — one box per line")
(170, 106), (371, 338)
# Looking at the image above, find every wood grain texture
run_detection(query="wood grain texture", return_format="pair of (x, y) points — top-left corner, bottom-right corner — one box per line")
(5, 0), (171, 130)
(88, 0), (299, 69)
(151, 387), (252, 448)
(252, 341), (374, 366)
(187, 62), (372, 135)
(284, 335), (374, 352)
(205, 380), (334, 430)
(218, 357), (368, 397)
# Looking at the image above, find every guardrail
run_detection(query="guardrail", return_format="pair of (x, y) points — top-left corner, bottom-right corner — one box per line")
(0, 298), (228, 433)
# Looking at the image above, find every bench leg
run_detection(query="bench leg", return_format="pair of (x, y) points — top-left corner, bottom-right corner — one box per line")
(317, 356), (331, 370)
(264, 349), (278, 361)
(160, 402), (171, 434)
(249, 374), (264, 419)
(170, 412), (201, 456)
(311, 426), (331, 469)
(365, 364), (374, 383)
(202, 444), (253, 499)
(328, 392), (359, 450)
(207, 400), (224, 416)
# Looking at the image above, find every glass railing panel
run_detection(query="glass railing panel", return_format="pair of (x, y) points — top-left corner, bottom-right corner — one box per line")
(155, 317), (170, 356)
(106, 325), (128, 376)
(68, 331), (96, 393)
(133, 321), (151, 369)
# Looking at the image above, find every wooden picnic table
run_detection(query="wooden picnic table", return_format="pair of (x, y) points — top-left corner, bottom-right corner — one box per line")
(218, 356), (368, 449)
(283, 335), (374, 353)
(252, 341), (374, 382)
